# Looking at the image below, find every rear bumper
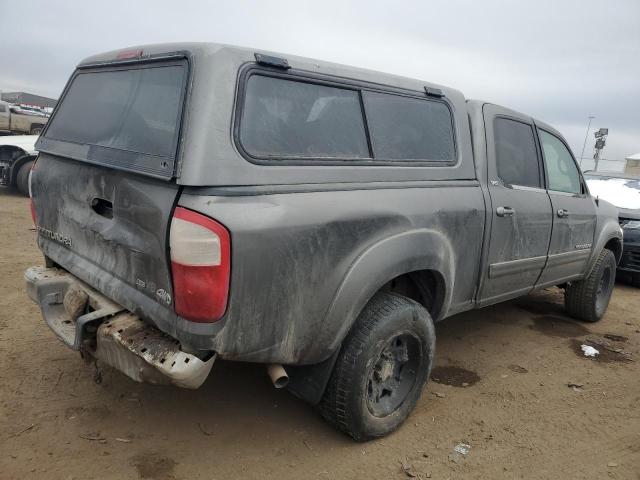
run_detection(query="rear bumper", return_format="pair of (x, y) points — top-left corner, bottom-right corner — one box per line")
(25, 266), (215, 388)
(618, 242), (640, 274)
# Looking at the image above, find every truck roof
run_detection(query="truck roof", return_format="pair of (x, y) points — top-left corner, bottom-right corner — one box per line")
(78, 42), (463, 101)
(57, 43), (570, 186)
(79, 44), (564, 141)
(466, 99), (565, 142)
(66, 42), (474, 187)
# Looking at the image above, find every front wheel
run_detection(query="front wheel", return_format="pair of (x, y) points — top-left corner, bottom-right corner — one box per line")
(30, 125), (44, 135)
(565, 249), (616, 322)
(319, 292), (435, 441)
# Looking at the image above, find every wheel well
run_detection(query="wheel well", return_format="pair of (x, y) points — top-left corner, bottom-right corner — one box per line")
(0, 145), (27, 163)
(9, 154), (36, 185)
(381, 270), (446, 320)
(605, 237), (622, 264)
(290, 269), (446, 406)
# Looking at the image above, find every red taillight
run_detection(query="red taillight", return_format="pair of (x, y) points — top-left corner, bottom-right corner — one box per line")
(170, 207), (230, 322)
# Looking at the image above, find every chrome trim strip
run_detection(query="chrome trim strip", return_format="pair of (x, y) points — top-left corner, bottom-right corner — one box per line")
(489, 255), (547, 279)
(545, 249), (590, 267)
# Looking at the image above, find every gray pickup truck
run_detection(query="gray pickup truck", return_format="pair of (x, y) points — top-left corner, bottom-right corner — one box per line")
(26, 43), (622, 441)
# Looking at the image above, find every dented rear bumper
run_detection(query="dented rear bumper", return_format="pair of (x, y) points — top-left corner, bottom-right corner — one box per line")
(25, 266), (215, 388)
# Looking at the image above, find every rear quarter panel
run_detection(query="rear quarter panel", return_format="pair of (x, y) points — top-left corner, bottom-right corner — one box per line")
(178, 183), (485, 364)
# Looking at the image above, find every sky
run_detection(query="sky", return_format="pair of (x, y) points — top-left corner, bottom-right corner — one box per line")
(2, 0), (639, 161)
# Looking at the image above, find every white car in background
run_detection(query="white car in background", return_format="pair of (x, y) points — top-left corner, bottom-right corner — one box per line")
(585, 171), (640, 286)
(0, 135), (38, 195)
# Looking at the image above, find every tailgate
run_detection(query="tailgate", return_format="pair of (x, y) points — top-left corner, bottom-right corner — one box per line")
(29, 57), (189, 332)
(31, 154), (180, 329)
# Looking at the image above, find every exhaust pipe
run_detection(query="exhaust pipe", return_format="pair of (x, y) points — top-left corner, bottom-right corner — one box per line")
(267, 364), (289, 389)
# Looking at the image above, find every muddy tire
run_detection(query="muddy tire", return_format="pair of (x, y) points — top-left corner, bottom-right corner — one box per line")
(319, 292), (435, 441)
(565, 249), (616, 322)
(30, 125), (44, 135)
(16, 160), (33, 196)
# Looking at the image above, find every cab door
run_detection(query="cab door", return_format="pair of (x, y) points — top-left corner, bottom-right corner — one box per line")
(478, 105), (553, 305)
(535, 127), (596, 285)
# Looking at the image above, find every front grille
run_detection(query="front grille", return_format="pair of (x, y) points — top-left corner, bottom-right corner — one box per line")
(620, 244), (640, 271)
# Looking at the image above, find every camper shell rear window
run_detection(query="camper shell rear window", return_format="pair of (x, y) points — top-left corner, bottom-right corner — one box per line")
(38, 58), (188, 179)
(235, 68), (456, 165)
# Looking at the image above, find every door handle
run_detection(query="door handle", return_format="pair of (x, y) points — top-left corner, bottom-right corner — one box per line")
(557, 209), (570, 218)
(91, 197), (113, 219)
(496, 206), (515, 217)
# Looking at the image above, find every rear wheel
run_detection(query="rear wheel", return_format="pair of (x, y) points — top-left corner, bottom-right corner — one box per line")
(319, 292), (435, 441)
(15, 160), (34, 196)
(30, 125), (44, 135)
(565, 249), (616, 322)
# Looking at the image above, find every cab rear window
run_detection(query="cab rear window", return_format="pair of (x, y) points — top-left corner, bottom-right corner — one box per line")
(39, 60), (187, 179)
(237, 72), (456, 164)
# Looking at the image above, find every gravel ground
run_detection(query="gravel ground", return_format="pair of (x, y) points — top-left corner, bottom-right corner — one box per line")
(1, 186), (639, 479)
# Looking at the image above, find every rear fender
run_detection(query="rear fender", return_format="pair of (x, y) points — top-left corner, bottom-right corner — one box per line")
(321, 229), (454, 355)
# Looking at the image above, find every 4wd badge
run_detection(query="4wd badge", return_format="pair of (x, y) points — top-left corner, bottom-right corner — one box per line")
(156, 288), (172, 305)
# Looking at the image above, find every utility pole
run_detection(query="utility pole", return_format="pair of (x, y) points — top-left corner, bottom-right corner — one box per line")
(593, 128), (609, 172)
(579, 115), (595, 168)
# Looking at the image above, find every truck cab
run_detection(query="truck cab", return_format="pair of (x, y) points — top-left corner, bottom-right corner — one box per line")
(467, 101), (617, 304)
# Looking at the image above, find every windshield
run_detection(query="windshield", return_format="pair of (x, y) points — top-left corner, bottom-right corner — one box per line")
(585, 175), (640, 210)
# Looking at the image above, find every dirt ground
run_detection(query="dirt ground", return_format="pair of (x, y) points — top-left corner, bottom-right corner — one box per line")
(1, 186), (639, 480)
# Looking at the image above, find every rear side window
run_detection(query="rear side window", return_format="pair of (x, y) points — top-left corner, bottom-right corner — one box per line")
(494, 117), (541, 188)
(363, 92), (455, 161)
(238, 73), (457, 164)
(539, 130), (582, 194)
(44, 64), (186, 159)
(239, 75), (370, 159)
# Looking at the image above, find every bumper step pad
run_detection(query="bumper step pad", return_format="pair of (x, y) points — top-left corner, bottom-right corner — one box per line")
(96, 313), (215, 388)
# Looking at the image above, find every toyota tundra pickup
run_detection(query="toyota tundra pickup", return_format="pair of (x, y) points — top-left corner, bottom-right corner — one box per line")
(25, 43), (622, 441)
